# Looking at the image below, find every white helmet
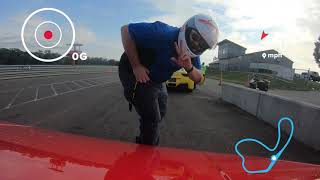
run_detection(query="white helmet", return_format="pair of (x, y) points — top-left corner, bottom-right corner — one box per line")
(178, 14), (219, 58)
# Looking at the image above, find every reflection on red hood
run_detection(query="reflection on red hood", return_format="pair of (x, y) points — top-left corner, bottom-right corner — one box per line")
(0, 121), (319, 180)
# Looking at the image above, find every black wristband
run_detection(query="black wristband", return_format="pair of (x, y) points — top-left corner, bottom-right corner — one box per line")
(186, 66), (194, 73)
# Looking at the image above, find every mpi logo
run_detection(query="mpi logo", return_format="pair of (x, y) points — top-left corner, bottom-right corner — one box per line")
(262, 52), (283, 60)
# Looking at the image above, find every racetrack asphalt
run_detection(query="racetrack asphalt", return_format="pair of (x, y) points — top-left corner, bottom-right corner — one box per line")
(0, 72), (319, 164)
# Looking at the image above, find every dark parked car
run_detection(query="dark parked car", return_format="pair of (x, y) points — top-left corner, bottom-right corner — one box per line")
(310, 71), (320, 82)
(249, 76), (270, 91)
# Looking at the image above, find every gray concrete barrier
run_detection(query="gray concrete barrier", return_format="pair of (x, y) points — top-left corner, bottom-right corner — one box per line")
(257, 93), (320, 150)
(0, 65), (118, 80)
(222, 83), (320, 151)
(221, 83), (260, 116)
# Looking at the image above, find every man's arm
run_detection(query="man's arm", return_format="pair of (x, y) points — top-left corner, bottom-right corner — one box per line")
(171, 42), (205, 85)
(186, 66), (204, 84)
(187, 57), (204, 84)
(121, 25), (150, 83)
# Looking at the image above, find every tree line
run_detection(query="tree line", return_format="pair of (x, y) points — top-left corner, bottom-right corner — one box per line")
(0, 48), (119, 66)
(314, 36), (320, 68)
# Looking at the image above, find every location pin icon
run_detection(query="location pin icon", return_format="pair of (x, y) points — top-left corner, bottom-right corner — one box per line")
(262, 53), (267, 59)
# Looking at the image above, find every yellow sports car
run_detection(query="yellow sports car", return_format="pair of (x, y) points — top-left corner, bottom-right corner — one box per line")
(166, 69), (196, 92)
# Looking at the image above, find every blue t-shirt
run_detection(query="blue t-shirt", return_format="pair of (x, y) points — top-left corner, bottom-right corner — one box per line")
(128, 21), (201, 83)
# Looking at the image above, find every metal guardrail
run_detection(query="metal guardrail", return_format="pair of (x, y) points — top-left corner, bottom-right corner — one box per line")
(0, 65), (118, 80)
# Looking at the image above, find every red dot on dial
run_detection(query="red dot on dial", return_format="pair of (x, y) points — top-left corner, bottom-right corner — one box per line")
(44, 30), (53, 40)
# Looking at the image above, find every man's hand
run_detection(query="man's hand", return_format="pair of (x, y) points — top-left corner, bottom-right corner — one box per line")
(132, 64), (150, 83)
(171, 41), (192, 70)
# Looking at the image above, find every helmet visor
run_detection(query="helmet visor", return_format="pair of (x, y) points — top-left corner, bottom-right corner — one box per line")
(185, 27), (209, 55)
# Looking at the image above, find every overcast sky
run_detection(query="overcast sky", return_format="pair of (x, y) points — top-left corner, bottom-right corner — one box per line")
(0, 0), (319, 72)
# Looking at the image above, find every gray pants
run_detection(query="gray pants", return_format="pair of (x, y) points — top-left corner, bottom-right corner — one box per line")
(118, 60), (168, 145)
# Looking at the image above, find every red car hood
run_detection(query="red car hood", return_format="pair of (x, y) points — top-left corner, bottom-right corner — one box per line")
(0, 121), (319, 180)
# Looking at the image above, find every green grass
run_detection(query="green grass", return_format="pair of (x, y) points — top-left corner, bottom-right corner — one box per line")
(206, 70), (320, 91)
